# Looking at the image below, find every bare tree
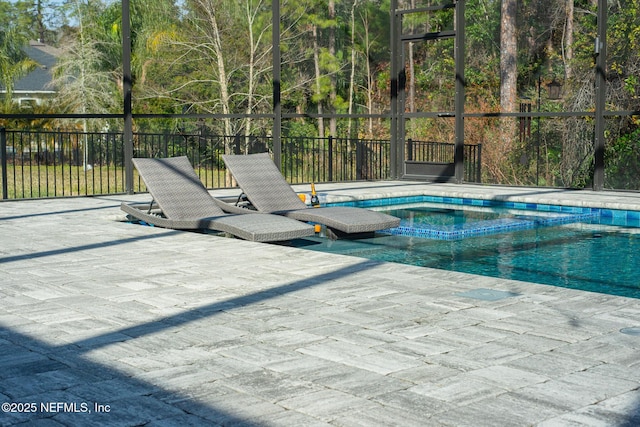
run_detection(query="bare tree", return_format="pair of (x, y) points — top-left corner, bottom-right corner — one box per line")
(49, 0), (119, 168)
(563, 0), (574, 80)
(312, 23), (326, 138)
(240, 0), (273, 152)
(361, 9), (374, 136)
(500, 0), (517, 114)
(328, 0), (337, 138)
(498, 0), (518, 181)
(347, 0), (358, 138)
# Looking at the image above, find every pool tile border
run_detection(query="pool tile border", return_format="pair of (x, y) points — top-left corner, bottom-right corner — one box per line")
(328, 194), (639, 219)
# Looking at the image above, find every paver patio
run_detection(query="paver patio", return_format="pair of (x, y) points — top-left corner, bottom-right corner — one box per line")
(0, 182), (639, 426)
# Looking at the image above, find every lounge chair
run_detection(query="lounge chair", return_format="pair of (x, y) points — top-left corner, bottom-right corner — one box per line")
(120, 156), (315, 242)
(221, 153), (401, 238)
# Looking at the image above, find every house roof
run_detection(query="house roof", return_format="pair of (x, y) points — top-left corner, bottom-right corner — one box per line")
(5, 40), (61, 95)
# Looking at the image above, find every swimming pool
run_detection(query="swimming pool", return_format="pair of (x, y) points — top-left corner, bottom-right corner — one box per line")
(293, 196), (640, 299)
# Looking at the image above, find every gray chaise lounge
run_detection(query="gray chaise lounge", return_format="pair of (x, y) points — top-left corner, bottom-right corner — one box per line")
(221, 153), (401, 238)
(120, 156), (315, 242)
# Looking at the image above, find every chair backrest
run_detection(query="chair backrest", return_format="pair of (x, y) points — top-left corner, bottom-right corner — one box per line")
(222, 153), (308, 212)
(133, 156), (224, 220)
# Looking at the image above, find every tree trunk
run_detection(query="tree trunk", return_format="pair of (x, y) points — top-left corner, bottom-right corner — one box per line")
(244, 0), (258, 154)
(500, 0), (517, 113)
(347, 0), (357, 138)
(499, 0), (518, 182)
(202, 3), (233, 185)
(312, 24), (325, 139)
(364, 19), (374, 136)
(328, 0), (337, 137)
(408, 0), (416, 116)
(564, 0), (574, 80)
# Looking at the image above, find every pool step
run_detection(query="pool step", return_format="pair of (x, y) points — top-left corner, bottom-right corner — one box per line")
(380, 212), (600, 240)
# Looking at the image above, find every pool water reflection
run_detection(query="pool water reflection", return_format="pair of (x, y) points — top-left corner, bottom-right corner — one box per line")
(293, 202), (640, 299)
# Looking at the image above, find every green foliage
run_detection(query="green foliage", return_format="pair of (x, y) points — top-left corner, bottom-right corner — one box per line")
(283, 119), (318, 139)
(0, 23), (37, 110)
(0, 0), (639, 190)
(607, 0), (640, 111)
(606, 128), (640, 189)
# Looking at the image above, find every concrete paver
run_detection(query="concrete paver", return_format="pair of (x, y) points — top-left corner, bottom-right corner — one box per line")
(1, 183), (640, 426)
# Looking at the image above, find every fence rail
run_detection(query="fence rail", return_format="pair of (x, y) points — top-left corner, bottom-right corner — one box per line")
(1, 128), (481, 199)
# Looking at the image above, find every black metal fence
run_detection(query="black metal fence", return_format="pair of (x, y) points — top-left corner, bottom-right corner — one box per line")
(407, 139), (482, 183)
(1, 128), (481, 199)
(1, 129), (130, 199)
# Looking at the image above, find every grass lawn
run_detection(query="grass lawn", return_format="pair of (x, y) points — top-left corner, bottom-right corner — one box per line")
(1, 164), (227, 199)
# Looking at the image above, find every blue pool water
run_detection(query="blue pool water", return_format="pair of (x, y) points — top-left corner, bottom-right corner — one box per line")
(294, 197), (640, 299)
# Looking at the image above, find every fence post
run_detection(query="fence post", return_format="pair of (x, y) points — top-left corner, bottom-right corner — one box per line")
(122, 0), (134, 194)
(356, 139), (363, 180)
(407, 138), (413, 161)
(234, 134), (241, 154)
(328, 136), (334, 182)
(1, 128), (7, 199)
(476, 143), (482, 183)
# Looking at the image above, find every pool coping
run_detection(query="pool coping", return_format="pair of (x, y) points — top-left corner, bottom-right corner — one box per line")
(304, 182), (640, 211)
(325, 193), (640, 224)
